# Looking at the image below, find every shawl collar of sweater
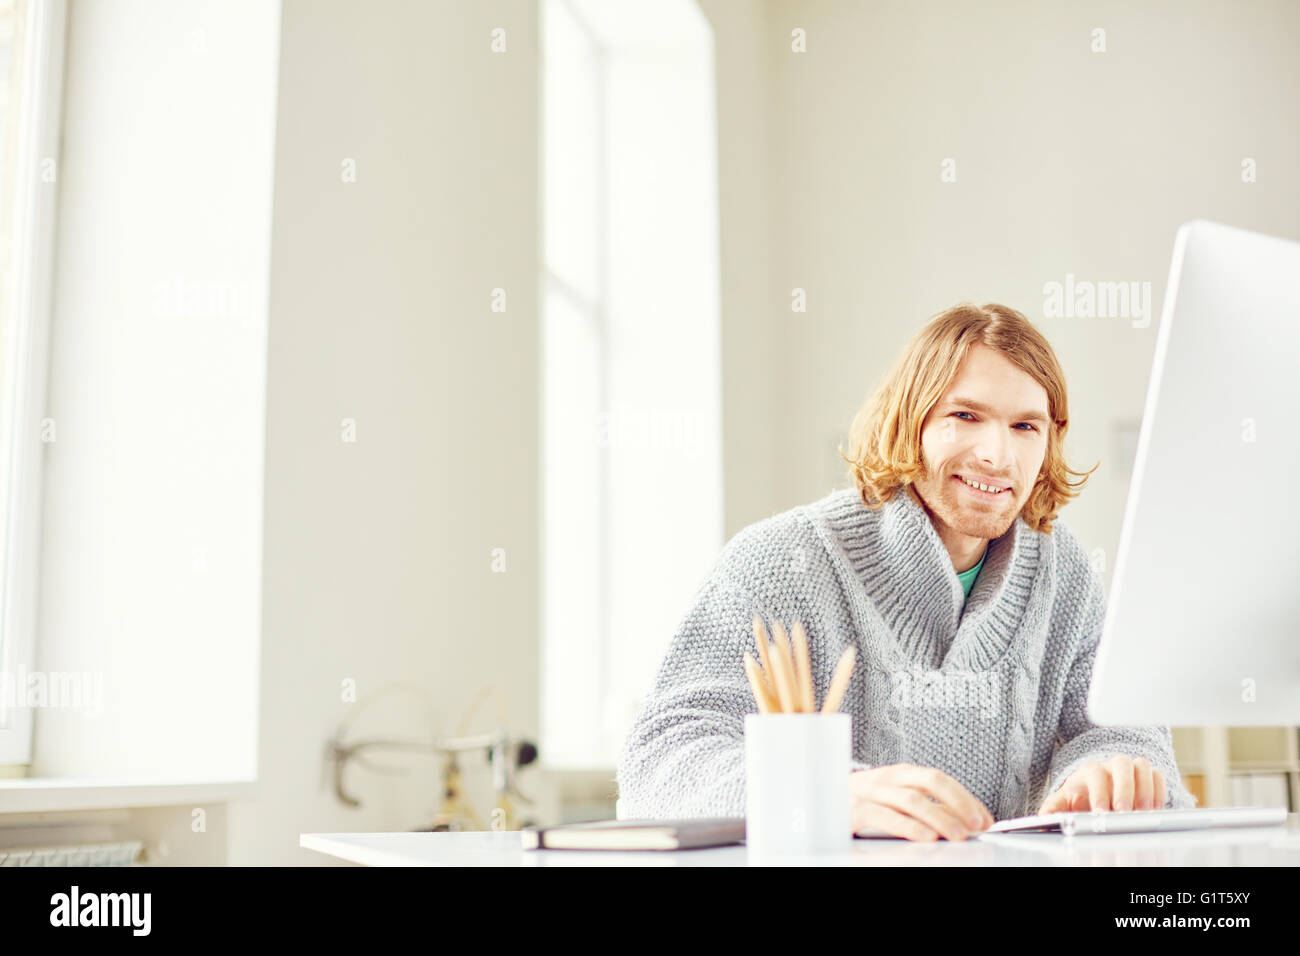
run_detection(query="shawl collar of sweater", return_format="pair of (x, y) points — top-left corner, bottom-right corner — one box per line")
(809, 484), (1045, 673)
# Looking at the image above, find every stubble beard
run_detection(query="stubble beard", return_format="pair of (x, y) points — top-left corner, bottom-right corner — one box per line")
(913, 472), (1019, 542)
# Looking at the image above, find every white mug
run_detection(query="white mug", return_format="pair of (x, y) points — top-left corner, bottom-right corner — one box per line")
(744, 712), (851, 855)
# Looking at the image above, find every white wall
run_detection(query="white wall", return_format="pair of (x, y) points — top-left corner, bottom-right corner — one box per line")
(697, 0), (778, 532)
(744, 0), (1300, 575)
(33, 0), (279, 779)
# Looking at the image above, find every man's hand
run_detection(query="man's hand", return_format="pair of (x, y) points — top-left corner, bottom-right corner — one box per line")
(849, 764), (994, 841)
(1037, 755), (1165, 814)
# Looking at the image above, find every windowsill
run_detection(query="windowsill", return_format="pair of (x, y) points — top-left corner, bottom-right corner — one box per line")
(0, 776), (256, 814)
(537, 764), (616, 777)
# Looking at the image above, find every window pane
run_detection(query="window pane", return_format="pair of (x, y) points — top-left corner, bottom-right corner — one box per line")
(541, 0), (723, 771)
(0, 0), (22, 723)
(540, 282), (602, 767)
(603, 48), (723, 761)
(541, 0), (599, 304)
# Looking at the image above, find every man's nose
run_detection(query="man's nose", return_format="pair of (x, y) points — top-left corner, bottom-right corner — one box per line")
(972, 423), (1012, 468)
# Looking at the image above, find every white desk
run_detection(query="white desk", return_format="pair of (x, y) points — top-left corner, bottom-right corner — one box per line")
(302, 814), (1300, 866)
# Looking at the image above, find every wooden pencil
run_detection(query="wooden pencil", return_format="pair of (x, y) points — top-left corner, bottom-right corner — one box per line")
(820, 645), (857, 713)
(750, 616), (779, 702)
(743, 651), (776, 714)
(768, 620), (799, 713)
(791, 621), (815, 713)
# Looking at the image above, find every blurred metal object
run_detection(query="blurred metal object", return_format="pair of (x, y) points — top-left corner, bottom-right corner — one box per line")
(325, 683), (538, 828)
(327, 730), (536, 807)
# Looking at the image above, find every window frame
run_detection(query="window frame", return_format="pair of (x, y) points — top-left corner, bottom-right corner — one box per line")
(539, 0), (724, 770)
(0, 0), (68, 765)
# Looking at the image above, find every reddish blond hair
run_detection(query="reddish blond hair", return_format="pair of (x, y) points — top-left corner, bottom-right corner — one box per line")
(838, 303), (1097, 533)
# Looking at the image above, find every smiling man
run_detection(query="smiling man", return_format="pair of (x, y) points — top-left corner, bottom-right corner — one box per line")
(616, 302), (1195, 841)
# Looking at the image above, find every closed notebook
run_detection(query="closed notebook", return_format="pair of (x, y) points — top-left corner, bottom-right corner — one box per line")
(520, 817), (745, 851)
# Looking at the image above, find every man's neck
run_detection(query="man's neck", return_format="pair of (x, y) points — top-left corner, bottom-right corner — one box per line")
(940, 531), (987, 574)
(905, 484), (989, 573)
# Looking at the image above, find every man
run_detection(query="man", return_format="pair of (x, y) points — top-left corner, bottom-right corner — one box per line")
(616, 302), (1194, 841)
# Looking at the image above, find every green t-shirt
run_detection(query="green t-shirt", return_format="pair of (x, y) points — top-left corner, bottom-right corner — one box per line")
(957, 546), (987, 600)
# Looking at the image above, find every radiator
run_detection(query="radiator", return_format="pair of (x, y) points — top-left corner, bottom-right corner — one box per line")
(0, 840), (142, 866)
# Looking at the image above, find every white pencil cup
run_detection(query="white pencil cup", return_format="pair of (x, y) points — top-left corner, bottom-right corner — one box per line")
(744, 712), (851, 855)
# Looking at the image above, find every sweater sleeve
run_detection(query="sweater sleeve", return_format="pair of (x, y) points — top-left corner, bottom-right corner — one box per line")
(1043, 579), (1197, 810)
(615, 571), (768, 819)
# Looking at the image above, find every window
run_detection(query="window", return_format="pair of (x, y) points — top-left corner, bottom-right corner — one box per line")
(540, 0), (724, 768)
(0, 0), (66, 765)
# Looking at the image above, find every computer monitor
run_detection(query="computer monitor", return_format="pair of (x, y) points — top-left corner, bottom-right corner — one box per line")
(1088, 220), (1300, 726)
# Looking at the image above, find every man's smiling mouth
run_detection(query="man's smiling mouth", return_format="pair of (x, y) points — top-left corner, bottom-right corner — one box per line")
(952, 474), (1011, 496)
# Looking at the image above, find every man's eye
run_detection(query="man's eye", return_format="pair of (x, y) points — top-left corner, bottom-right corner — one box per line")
(952, 411), (1036, 431)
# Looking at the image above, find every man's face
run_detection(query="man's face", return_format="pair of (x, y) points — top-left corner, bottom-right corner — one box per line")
(912, 344), (1050, 544)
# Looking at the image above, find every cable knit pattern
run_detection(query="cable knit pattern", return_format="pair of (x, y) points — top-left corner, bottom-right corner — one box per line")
(616, 485), (1195, 822)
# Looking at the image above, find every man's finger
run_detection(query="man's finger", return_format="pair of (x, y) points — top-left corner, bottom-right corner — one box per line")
(1108, 755), (1134, 811)
(895, 765), (993, 829)
(1085, 764), (1112, 810)
(1153, 769), (1166, 809)
(1039, 781), (1083, 815)
(851, 801), (940, 842)
(1039, 794), (1064, 815)
(1133, 756), (1154, 811)
(1038, 789), (1065, 815)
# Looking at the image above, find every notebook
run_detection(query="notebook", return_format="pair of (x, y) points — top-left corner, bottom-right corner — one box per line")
(521, 817), (745, 850)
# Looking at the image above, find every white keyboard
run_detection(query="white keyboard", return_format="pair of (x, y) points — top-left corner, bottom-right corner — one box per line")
(985, 805), (1288, 836)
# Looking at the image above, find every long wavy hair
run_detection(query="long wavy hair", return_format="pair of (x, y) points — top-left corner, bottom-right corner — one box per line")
(837, 303), (1097, 533)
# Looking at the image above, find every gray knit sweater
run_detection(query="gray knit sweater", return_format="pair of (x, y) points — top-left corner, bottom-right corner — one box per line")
(616, 485), (1195, 821)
